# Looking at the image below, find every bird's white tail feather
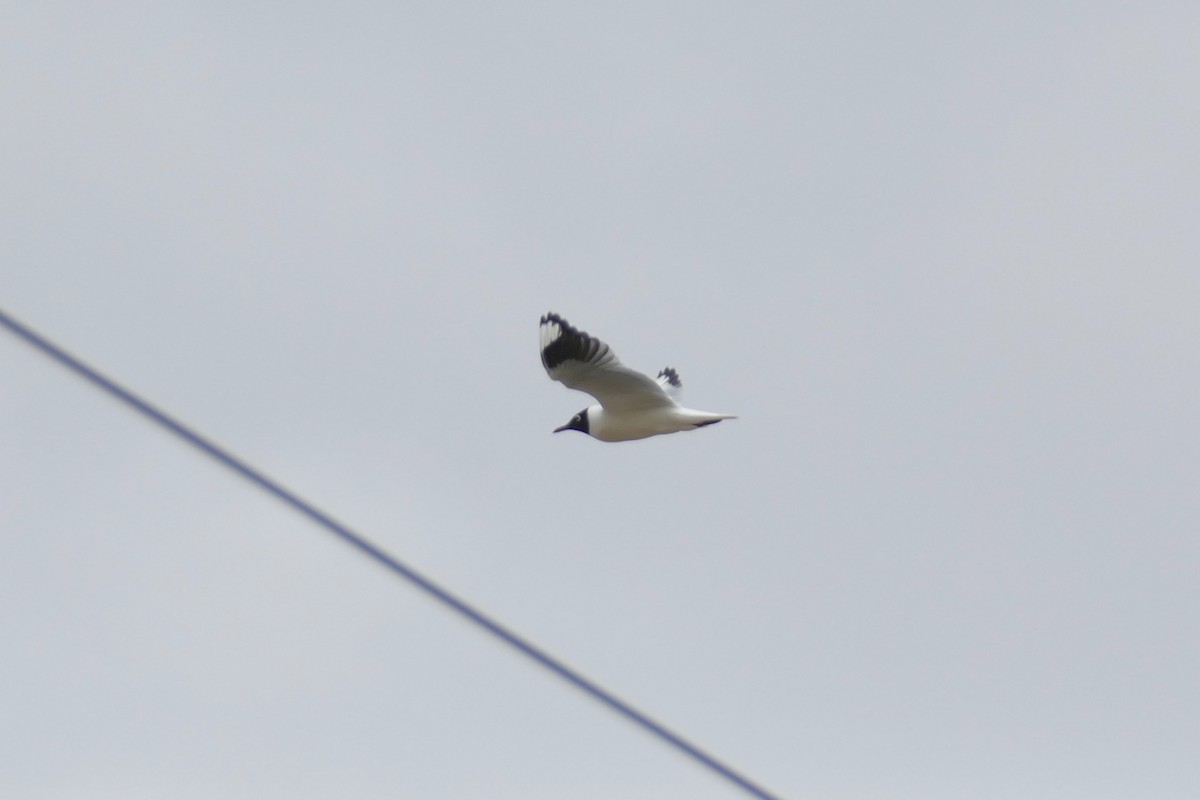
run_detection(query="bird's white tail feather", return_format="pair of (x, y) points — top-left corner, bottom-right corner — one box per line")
(682, 409), (738, 423)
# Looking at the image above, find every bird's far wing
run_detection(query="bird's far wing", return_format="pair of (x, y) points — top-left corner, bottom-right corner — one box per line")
(656, 367), (683, 399)
(540, 313), (676, 412)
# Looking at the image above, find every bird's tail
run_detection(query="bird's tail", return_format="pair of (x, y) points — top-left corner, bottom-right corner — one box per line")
(689, 411), (738, 428)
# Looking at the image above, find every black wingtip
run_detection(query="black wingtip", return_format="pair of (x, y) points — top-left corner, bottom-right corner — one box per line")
(656, 367), (682, 389)
(540, 312), (607, 371)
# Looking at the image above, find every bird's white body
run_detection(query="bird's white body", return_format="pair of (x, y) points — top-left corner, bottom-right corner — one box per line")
(581, 404), (738, 442)
(539, 313), (736, 443)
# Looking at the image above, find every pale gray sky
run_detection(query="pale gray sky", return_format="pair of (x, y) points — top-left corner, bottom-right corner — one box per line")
(3, 3), (1198, 798)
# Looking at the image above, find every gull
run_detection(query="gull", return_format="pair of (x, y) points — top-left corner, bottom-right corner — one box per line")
(540, 312), (737, 442)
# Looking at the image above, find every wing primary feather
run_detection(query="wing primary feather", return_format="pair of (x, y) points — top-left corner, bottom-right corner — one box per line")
(540, 313), (610, 370)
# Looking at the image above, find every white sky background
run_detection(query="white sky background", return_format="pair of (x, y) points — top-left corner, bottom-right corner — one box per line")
(2, 2), (1198, 798)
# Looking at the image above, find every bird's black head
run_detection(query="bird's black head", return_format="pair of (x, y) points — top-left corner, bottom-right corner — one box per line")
(553, 408), (590, 435)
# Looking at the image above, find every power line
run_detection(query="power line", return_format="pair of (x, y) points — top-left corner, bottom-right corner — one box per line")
(1, 307), (784, 800)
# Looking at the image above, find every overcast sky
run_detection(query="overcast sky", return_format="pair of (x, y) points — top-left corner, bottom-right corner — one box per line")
(3, 3), (1198, 799)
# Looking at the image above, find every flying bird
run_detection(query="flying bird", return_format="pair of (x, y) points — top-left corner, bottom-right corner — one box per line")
(539, 312), (737, 442)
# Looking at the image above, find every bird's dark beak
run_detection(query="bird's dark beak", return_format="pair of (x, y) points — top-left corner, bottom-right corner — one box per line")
(553, 410), (587, 435)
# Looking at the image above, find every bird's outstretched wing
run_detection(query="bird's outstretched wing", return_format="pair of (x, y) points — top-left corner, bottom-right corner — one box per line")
(540, 313), (677, 413)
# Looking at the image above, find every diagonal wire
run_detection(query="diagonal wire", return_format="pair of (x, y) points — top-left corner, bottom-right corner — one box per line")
(0, 307), (783, 800)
